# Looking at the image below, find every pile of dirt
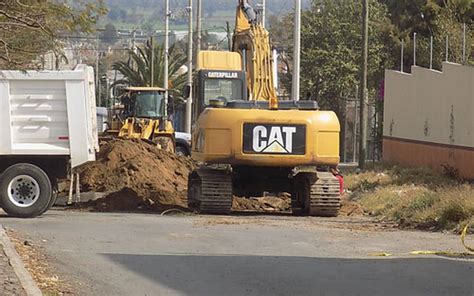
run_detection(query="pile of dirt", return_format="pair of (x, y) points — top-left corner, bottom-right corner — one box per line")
(232, 193), (292, 212)
(78, 139), (195, 212)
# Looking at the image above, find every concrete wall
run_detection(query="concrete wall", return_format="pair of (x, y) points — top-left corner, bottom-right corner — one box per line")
(383, 63), (474, 179)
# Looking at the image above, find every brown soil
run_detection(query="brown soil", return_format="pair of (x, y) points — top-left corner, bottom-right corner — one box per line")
(78, 139), (195, 212)
(232, 193), (292, 213)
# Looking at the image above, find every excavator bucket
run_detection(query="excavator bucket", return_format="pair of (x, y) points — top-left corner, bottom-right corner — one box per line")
(235, 1), (251, 33)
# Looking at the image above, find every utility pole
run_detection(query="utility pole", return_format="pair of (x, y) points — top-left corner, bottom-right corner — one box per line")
(96, 35), (100, 106)
(196, 0), (202, 58)
(353, 85), (359, 163)
(131, 30), (137, 70)
(272, 48), (278, 94)
(430, 35), (433, 69)
(150, 36), (155, 86)
(413, 32), (417, 66)
(226, 21), (232, 50)
(359, 0), (369, 169)
(185, 0), (193, 133)
(164, 0), (170, 118)
(292, 0), (301, 101)
(445, 36), (449, 62)
(462, 23), (466, 63)
(131, 30), (136, 53)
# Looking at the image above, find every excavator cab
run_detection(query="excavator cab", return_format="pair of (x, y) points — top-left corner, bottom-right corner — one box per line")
(193, 51), (247, 117)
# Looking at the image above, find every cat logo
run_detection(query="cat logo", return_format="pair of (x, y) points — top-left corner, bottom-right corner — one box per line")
(243, 124), (306, 155)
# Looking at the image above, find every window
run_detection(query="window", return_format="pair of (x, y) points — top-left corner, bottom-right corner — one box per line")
(134, 92), (164, 118)
(204, 79), (243, 105)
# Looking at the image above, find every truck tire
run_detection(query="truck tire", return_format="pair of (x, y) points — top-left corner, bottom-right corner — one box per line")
(0, 163), (52, 218)
(176, 145), (190, 157)
(39, 187), (58, 215)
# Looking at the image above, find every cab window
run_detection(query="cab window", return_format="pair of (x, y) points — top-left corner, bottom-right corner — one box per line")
(134, 92), (164, 118)
(204, 79), (243, 105)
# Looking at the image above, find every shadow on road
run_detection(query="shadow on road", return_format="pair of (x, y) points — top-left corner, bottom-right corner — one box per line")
(102, 253), (474, 296)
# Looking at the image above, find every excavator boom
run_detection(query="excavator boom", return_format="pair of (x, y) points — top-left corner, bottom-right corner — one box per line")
(233, 1), (278, 108)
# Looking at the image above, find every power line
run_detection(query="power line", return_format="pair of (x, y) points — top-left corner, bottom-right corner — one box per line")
(59, 27), (229, 40)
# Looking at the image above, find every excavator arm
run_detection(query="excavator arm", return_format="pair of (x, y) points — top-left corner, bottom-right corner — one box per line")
(233, 0), (278, 109)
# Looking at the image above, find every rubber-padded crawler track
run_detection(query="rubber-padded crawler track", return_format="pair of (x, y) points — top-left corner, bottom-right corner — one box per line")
(308, 172), (341, 217)
(188, 168), (233, 214)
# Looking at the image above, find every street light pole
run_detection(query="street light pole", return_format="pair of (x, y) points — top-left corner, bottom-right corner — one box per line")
(185, 1), (193, 133)
(292, 0), (301, 101)
(359, 0), (369, 169)
(196, 0), (202, 58)
(164, 0), (170, 118)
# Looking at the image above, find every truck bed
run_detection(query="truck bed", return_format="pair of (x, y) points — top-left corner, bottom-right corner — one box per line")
(0, 65), (98, 168)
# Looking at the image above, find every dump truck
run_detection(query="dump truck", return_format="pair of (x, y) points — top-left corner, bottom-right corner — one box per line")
(0, 65), (98, 218)
(187, 0), (342, 216)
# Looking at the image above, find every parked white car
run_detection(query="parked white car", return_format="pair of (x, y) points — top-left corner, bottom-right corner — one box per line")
(175, 132), (191, 157)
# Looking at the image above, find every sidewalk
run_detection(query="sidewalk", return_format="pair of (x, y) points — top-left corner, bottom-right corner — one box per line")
(0, 244), (26, 296)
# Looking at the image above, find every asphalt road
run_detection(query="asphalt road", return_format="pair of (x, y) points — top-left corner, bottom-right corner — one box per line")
(1, 210), (473, 296)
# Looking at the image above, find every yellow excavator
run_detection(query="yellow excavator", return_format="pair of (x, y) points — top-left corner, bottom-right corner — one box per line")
(105, 87), (175, 152)
(187, 0), (342, 216)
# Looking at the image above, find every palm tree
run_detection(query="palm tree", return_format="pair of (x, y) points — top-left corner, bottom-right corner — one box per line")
(112, 42), (188, 98)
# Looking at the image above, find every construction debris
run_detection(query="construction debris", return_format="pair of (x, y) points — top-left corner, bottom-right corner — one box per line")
(232, 194), (292, 213)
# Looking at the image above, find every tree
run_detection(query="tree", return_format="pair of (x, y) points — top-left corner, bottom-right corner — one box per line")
(112, 42), (188, 99)
(380, 0), (473, 69)
(299, 0), (394, 160)
(101, 23), (118, 45)
(0, 0), (107, 69)
(297, 0), (393, 111)
(382, 0), (473, 36)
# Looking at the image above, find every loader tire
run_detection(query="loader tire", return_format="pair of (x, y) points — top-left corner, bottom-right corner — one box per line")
(0, 163), (52, 218)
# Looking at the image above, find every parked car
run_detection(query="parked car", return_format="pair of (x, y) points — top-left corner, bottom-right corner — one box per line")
(175, 132), (191, 157)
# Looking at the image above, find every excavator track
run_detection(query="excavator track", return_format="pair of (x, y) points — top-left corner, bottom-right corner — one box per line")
(188, 168), (233, 214)
(292, 171), (341, 217)
(308, 172), (341, 217)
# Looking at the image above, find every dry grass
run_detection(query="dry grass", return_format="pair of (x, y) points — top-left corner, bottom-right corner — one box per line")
(345, 163), (474, 231)
(6, 229), (74, 295)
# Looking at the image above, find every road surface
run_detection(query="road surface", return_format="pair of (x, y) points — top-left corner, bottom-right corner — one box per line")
(1, 210), (473, 296)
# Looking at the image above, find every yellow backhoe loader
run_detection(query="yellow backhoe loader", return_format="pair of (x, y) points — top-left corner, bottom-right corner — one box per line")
(187, 0), (343, 216)
(105, 87), (175, 152)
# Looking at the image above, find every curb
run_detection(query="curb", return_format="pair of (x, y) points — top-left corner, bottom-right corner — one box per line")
(0, 225), (43, 296)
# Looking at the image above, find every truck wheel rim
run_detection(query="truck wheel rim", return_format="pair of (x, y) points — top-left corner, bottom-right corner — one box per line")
(7, 175), (41, 208)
